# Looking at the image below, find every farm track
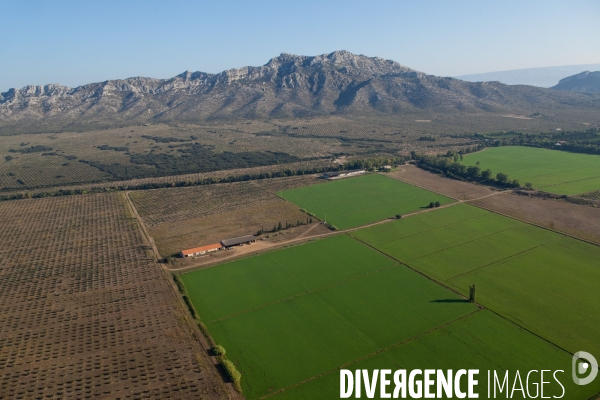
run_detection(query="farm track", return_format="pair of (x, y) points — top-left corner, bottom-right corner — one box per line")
(123, 191), (243, 399)
(155, 187), (553, 274)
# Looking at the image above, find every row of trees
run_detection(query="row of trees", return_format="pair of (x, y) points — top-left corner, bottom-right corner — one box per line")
(412, 153), (525, 189)
(482, 128), (600, 156)
(256, 218), (314, 235)
(1, 155), (409, 202)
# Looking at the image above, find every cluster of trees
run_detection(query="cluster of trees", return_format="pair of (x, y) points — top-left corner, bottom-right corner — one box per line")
(141, 135), (193, 143)
(412, 153), (523, 188)
(9, 145), (53, 154)
(84, 143), (303, 180)
(481, 128), (600, 156)
(256, 217), (314, 235)
(97, 144), (129, 152)
(428, 201), (441, 208)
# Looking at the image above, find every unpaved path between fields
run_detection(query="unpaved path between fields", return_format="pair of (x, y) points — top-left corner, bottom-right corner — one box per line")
(125, 191), (162, 260)
(163, 190), (513, 274)
(124, 191), (242, 400)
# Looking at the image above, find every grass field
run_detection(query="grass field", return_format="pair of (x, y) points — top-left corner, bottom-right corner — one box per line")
(181, 229), (600, 399)
(461, 146), (600, 194)
(182, 235), (478, 399)
(353, 203), (600, 358)
(270, 310), (600, 399)
(278, 173), (453, 229)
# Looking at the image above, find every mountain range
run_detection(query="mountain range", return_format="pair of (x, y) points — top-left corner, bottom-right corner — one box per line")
(552, 71), (600, 93)
(1, 51), (599, 131)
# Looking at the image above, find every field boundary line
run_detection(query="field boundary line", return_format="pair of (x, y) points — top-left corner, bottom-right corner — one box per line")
(122, 191), (239, 399)
(445, 235), (565, 282)
(168, 201), (477, 274)
(406, 223), (524, 262)
(353, 224), (583, 374)
(124, 191), (163, 261)
(350, 235), (475, 304)
(208, 263), (400, 323)
(466, 196), (600, 248)
(354, 211), (588, 364)
(537, 172), (600, 190)
(260, 309), (482, 399)
(362, 211), (497, 247)
(383, 171), (462, 201)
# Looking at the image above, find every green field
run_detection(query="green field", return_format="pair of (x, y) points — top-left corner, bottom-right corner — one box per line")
(461, 146), (600, 194)
(272, 311), (600, 400)
(278, 173), (453, 229)
(181, 227), (600, 399)
(182, 235), (477, 398)
(353, 203), (600, 358)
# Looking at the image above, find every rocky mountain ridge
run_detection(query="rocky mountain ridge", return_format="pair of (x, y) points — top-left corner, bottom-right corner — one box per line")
(1, 51), (599, 129)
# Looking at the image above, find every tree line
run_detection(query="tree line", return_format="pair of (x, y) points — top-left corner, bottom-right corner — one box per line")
(411, 151), (524, 189)
(0, 155), (408, 202)
(483, 128), (600, 156)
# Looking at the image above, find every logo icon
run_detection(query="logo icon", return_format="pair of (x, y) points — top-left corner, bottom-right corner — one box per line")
(572, 351), (598, 385)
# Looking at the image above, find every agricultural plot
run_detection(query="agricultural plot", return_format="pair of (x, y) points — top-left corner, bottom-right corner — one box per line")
(130, 175), (324, 257)
(182, 235), (478, 399)
(279, 173), (453, 230)
(461, 146), (600, 194)
(270, 311), (600, 400)
(0, 194), (227, 398)
(354, 203), (600, 358)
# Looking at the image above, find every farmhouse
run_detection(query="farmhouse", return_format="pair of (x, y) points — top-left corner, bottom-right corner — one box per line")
(320, 169), (365, 180)
(221, 235), (256, 248)
(180, 243), (222, 257)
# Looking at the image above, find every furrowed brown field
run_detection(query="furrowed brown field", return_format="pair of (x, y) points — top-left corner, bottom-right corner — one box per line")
(130, 175), (327, 260)
(0, 194), (229, 399)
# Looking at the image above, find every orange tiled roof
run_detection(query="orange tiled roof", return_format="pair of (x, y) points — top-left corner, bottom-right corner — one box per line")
(181, 243), (222, 255)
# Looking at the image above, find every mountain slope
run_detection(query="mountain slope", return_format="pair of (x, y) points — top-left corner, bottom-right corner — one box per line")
(551, 71), (600, 93)
(1, 51), (599, 130)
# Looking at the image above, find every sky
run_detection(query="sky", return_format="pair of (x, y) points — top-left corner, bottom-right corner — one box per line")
(2, 0), (600, 91)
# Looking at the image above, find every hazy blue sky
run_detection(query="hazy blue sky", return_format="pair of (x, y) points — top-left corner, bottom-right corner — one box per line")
(2, 0), (599, 91)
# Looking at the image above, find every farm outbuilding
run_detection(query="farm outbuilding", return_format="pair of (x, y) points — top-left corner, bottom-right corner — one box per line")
(221, 235), (256, 248)
(320, 169), (365, 180)
(180, 243), (223, 257)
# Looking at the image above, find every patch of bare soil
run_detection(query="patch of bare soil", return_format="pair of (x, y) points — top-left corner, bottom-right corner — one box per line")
(387, 165), (495, 200)
(0, 194), (229, 399)
(469, 192), (600, 244)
